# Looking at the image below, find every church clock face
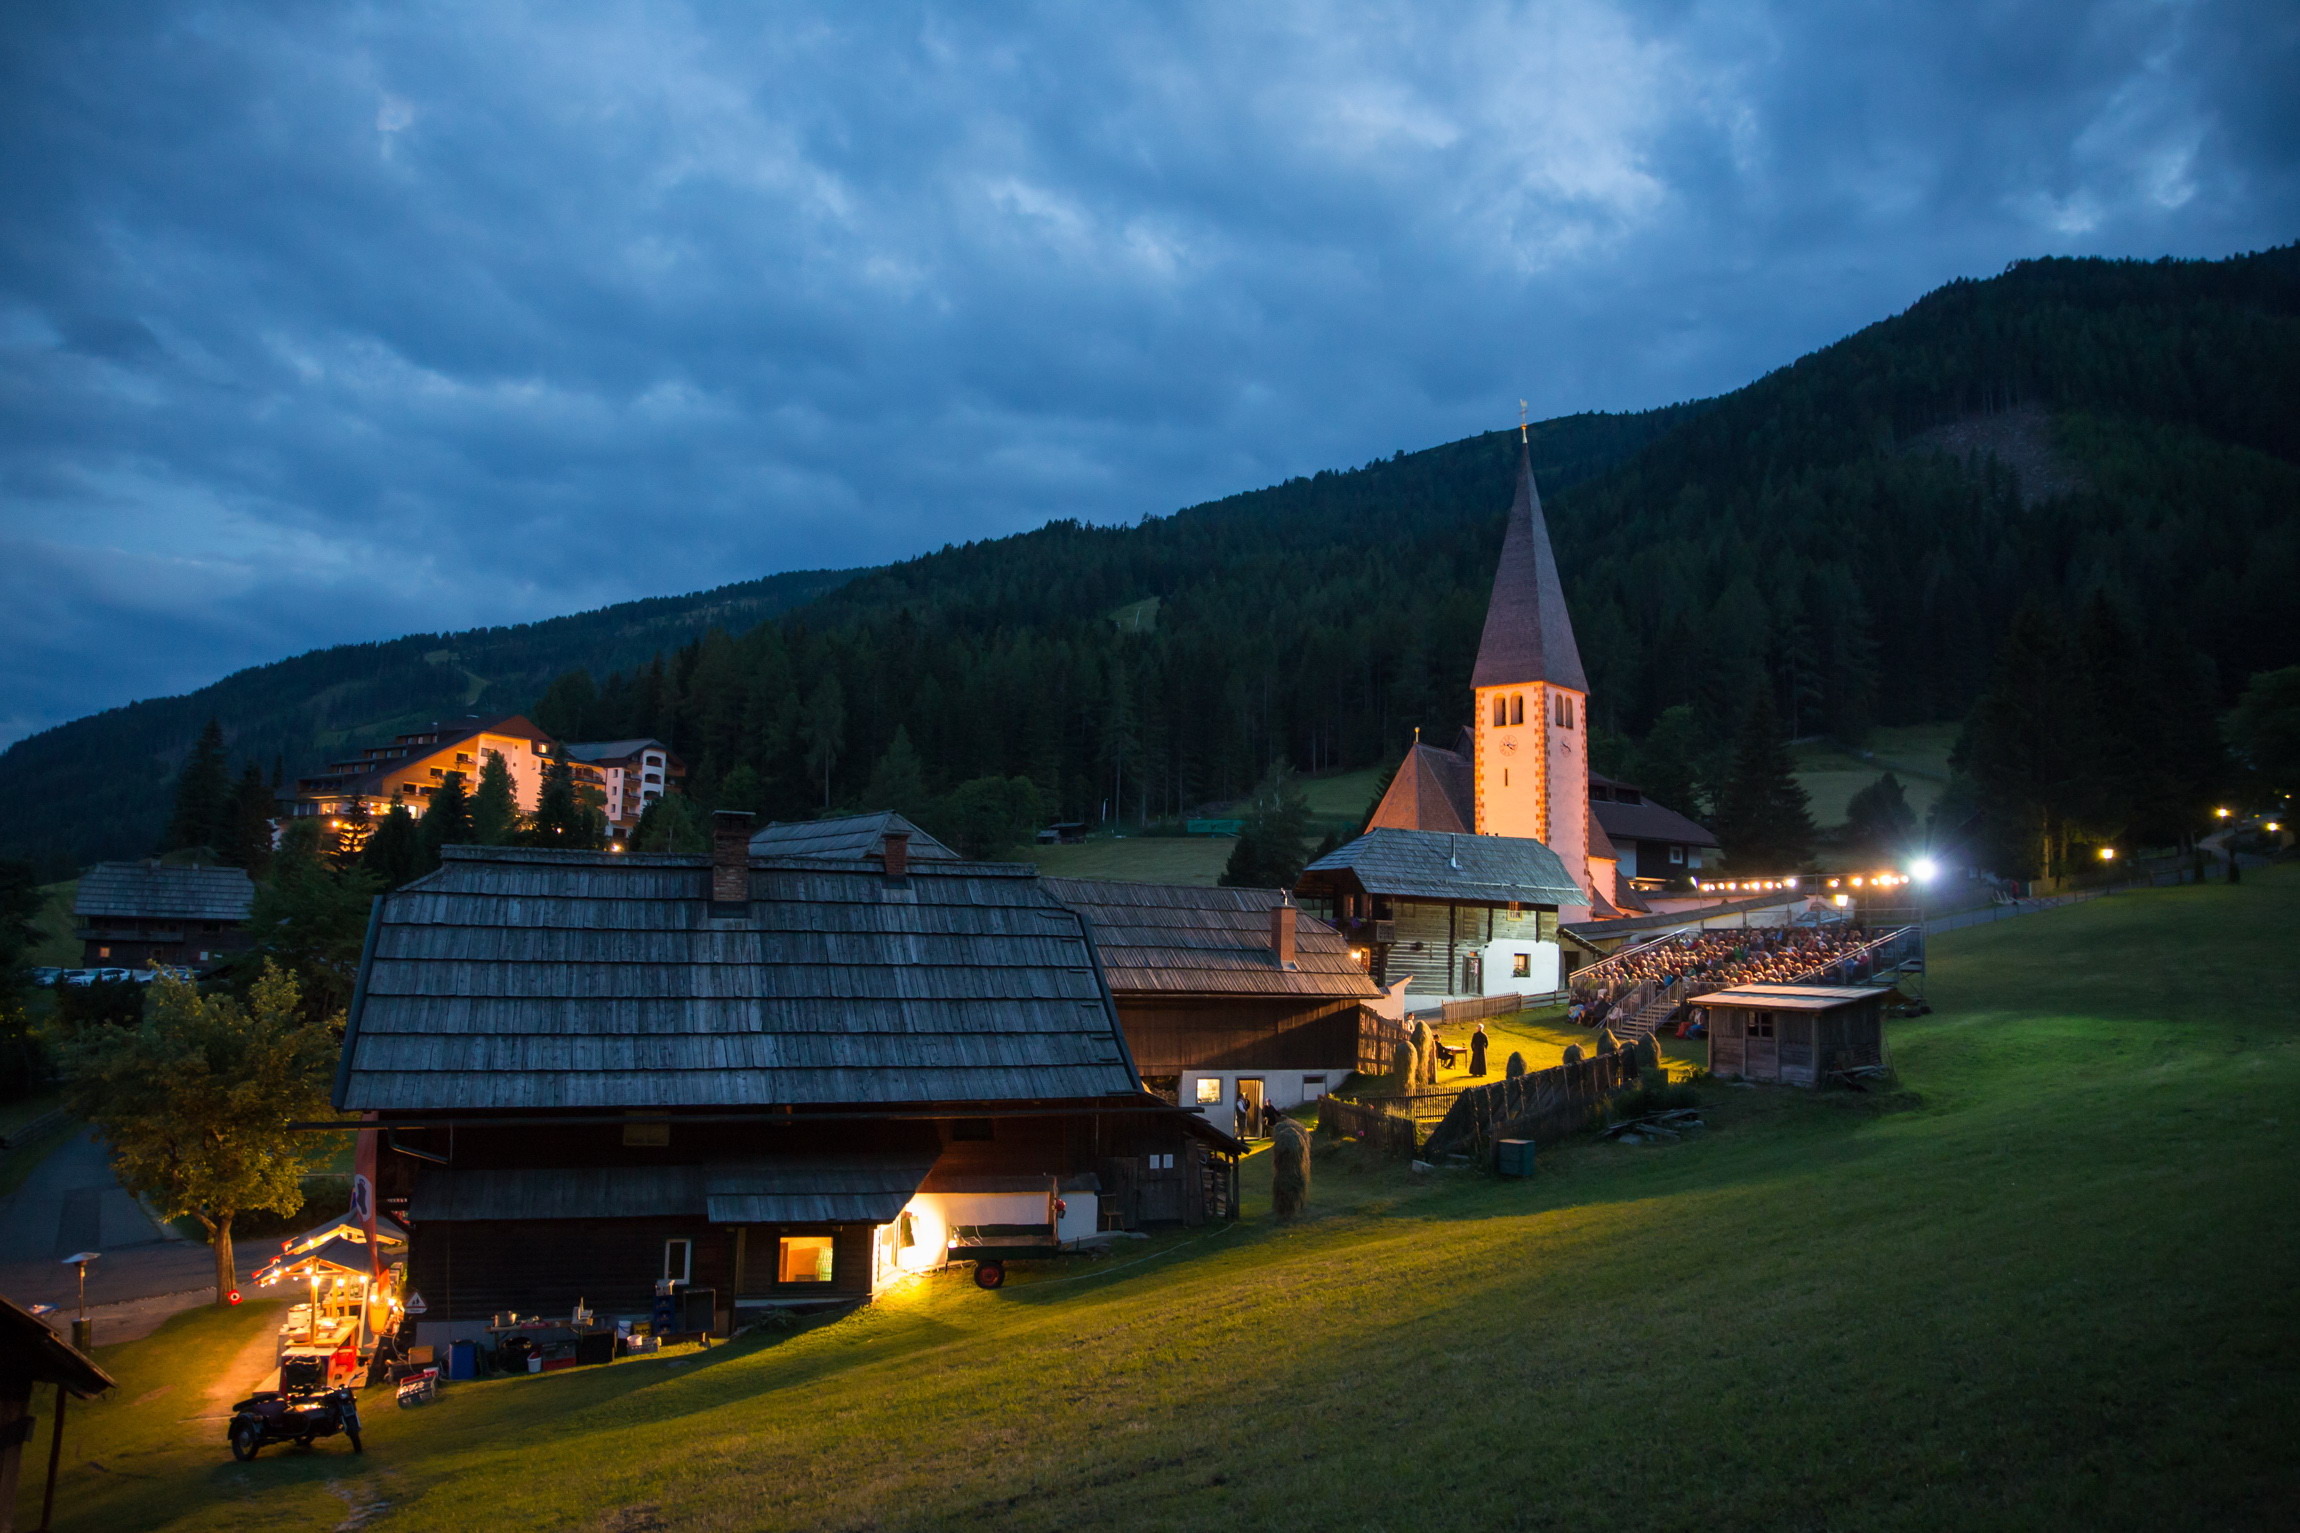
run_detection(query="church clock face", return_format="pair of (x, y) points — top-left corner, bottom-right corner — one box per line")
(1500, 737), (1518, 755)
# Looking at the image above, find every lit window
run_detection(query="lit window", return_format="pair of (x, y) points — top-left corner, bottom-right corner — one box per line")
(663, 1238), (692, 1284)
(778, 1235), (835, 1283)
(1512, 953), (1531, 978)
(1149, 1153), (1175, 1171)
(1195, 1077), (1223, 1105)
(1670, 846), (1686, 865)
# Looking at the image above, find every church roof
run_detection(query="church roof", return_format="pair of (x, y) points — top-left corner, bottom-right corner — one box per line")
(1296, 828), (1585, 908)
(1471, 443), (1588, 694)
(1363, 743), (1473, 835)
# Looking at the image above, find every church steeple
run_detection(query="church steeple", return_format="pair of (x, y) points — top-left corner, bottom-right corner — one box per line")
(1472, 442), (1586, 693)
(1469, 439), (1593, 910)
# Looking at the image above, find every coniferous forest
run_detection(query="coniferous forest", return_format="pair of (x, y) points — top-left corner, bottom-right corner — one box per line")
(2, 246), (2296, 875)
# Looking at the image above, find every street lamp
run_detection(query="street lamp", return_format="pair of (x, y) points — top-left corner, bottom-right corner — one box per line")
(1910, 856), (1939, 882)
(2098, 847), (2116, 861)
(61, 1250), (99, 1351)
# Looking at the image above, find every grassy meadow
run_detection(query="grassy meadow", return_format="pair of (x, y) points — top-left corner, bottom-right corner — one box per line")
(21, 867), (2299, 1531)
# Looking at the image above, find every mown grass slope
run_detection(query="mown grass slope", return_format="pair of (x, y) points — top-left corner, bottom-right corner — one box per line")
(26, 869), (2300, 1531)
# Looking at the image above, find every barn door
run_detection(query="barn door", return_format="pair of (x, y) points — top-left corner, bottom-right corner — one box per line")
(1710, 1009), (1746, 1077)
(1745, 1011), (1780, 1081)
(1235, 1077), (1266, 1139)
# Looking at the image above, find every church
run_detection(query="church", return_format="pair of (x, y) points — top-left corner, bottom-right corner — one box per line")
(1295, 432), (1715, 1000)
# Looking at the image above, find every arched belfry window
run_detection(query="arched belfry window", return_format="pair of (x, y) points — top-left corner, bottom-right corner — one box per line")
(1492, 696), (1507, 727)
(1554, 694), (1576, 729)
(1510, 694), (1525, 726)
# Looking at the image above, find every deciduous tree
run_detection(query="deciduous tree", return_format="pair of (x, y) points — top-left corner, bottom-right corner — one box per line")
(56, 964), (340, 1303)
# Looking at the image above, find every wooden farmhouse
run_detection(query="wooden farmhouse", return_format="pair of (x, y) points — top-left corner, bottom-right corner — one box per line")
(1295, 827), (1587, 1001)
(1697, 984), (1890, 1087)
(1039, 880), (1391, 1147)
(72, 860), (255, 971)
(334, 814), (1240, 1342)
(748, 810), (959, 862)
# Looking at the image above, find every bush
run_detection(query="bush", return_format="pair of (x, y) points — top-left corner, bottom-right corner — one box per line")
(1270, 1119), (1311, 1220)
(1504, 1051), (1526, 1079)
(1609, 1068), (1700, 1121)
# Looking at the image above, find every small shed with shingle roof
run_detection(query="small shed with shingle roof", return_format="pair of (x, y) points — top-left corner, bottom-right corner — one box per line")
(71, 860), (255, 971)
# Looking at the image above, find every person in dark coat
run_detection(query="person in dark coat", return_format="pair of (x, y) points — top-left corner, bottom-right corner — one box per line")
(1469, 1023), (1489, 1077)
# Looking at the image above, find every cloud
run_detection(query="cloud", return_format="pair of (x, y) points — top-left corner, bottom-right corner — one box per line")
(0, 0), (2292, 743)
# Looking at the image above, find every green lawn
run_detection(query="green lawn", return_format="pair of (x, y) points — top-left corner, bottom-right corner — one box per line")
(1793, 722), (1958, 828)
(1021, 836), (1240, 885)
(29, 879), (81, 968)
(26, 868), (2300, 1531)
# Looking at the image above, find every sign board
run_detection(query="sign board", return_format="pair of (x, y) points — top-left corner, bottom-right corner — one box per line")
(403, 1291), (428, 1315)
(349, 1174), (374, 1223)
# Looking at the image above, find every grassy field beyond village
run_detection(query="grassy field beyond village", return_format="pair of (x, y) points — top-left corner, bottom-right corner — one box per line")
(21, 870), (2300, 1531)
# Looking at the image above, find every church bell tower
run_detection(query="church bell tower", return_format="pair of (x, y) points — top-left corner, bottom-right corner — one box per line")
(1471, 439), (1591, 899)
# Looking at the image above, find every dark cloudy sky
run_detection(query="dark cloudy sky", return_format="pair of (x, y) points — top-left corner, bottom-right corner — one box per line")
(2, 2), (2293, 744)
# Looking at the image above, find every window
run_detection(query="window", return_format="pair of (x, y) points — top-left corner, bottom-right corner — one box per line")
(97, 946), (111, 959)
(663, 1238), (693, 1284)
(1148, 1153), (1175, 1171)
(1492, 695), (1507, 727)
(1510, 694), (1524, 726)
(455, 753), (473, 765)
(1512, 952), (1531, 978)
(623, 1119), (669, 1147)
(950, 1118), (993, 1141)
(1301, 1075), (1327, 1094)
(1670, 845), (1686, 865)
(778, 1235), (835, 1283)
(1747, 1013), (1776, 1039)
(1554, 694), (1576, 728)
(1195, 1077), (1224, 1105)
(1502, 769), (1509, 787)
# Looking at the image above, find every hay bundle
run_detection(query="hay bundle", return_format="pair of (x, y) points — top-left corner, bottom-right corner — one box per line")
(1596, 1028), (1620, 1056)
(1633, 1036), (1661, 1075)
(1270, 1119), (1311, 1220)
(1562, 1043), (1584, 1065)
(1505, 1051), (1527, 1079)
(1391, 1038), (1414, 1083)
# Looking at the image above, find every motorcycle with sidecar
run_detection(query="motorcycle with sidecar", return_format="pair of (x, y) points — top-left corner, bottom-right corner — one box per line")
(227, 1385), (363, 1459)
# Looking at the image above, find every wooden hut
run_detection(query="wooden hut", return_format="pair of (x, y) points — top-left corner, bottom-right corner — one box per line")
(1, 1294), (115, 1533)
(335, 815), (1237, 1344)
(1040, 880), (1389, 1156)
(72, 860), (254, 971)
(1698, 984), (1890, 1087)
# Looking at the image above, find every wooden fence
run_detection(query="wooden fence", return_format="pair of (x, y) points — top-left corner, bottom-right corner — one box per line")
(1418, 1053), (1633, 1161)
(1317, 1095), (1421, 1158)
(1408, 989), (1564, 1024)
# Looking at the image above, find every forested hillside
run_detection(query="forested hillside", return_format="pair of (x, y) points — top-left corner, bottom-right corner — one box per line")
(537, 248), (2300, 836)
(0, 567), (854, 874)
(4, 245), (2296, 874)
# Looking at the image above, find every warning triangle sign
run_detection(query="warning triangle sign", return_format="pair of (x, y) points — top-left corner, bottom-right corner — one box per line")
(403, 1291), (429, 1315)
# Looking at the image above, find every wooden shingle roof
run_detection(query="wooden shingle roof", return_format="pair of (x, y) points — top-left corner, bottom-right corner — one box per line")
(748, 811), (960, 862)
(1042, 879), (1381, 1001)
(1298, 827), (1585, 907)
(73, 861), (254, 924)
(337, 845), (1139, 1112)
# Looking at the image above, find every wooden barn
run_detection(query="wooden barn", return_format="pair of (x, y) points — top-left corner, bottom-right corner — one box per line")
(1040, 880), (1390, 1142)
(335, 815), (1239, 1343)
(1295, 828), (1586, 1001)
(1698, 984), (1890, 1087)
(72, 860), (255, 971)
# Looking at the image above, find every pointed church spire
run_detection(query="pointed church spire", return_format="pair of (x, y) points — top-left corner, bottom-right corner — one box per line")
(1471, 442), (1587, 693)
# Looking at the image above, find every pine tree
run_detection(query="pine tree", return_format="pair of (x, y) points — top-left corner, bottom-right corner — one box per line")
(1842, 772), (1917, 860)
(1630, 704), (1710, 818)
(633, 792), (708, 853)
(220, 761), (278, 872)
(1220, 762), (1313, 889)
(327, 796), (373, 871)
(803, 677), (846, 809)
(533, 669), (599, 740)
(418, 770), (473, 872)
(528, 754), (600, 848)
(1712, 691), (1816, 871)
(364, 802), (422, 888)
(165, 719), (232, 855)
(862, 727), (930, 820)
(471, 751), (522, 845)
(1954, 604), (2090, 881)
(714, 763), (766, 817)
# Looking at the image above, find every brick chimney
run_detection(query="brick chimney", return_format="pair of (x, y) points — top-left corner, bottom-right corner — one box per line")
(881, 829), (910, 882)
(1270, 892), (1297, 969)
(710, 810), (753, 908)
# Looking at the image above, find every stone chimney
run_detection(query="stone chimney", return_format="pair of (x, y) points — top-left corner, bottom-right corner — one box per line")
(710, 810), (753, 908)
(881, 829), (910, 882)
(1270, 892), (1298, 969)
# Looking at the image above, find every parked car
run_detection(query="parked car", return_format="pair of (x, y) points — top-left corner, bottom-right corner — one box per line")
(60, 969), (97, 987)
(29, 967), (63, 987)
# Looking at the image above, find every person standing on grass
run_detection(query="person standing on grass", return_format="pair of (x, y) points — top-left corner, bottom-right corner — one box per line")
(1469, 1023), (1489, 1077)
